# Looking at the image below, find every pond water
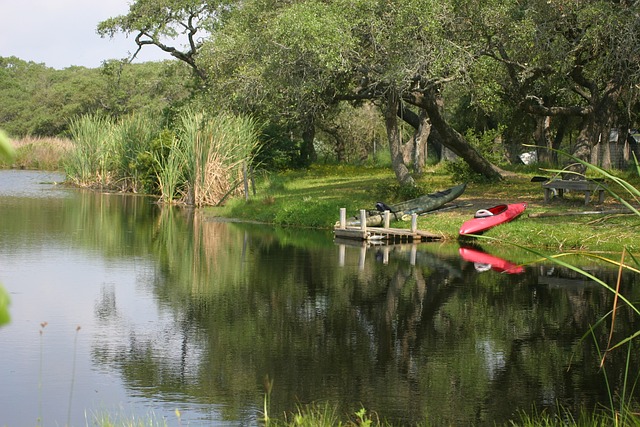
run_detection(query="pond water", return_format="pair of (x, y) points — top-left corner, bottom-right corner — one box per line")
(0, 169), (638, 426)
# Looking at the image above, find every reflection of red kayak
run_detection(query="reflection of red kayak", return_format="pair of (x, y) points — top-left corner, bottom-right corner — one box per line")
(459, 203), (527, 236)
(459, 246), (524, 274)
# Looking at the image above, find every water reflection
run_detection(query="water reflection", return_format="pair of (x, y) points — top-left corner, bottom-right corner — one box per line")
(1, 170), (639, 426)
(458, 244), (524, 274)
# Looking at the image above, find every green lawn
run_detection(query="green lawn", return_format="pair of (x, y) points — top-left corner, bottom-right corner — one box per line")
(210, 164), (640, 253)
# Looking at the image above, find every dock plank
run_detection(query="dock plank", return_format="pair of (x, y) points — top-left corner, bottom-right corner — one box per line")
(334, 225), (441, 243)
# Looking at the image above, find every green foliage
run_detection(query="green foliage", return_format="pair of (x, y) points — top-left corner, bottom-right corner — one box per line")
(134, 129), (175, 194)
(0, 56), (194, 138)
(438, 128), (507, 183)
(255, 124), (304, 171)
(464, 126), (507, 166)
(443, 159), (491, 184)
(0, 285), (9, 327)
(0, 129), (15, 162)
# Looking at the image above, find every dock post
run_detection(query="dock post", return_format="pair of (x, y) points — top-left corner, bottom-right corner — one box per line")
(338, 244), (345, 267)
(339, 208), (346, 229)
(411, 213), (417, 233)
(359, 209), (367, 231)
(383, 210), (390, 228)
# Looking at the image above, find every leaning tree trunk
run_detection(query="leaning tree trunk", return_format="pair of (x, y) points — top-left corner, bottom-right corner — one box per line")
(408, 87), (503, 181)
(385, 90), (415, 186)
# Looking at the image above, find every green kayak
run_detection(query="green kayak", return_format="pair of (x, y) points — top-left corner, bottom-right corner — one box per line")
(341, 183), (467, 227)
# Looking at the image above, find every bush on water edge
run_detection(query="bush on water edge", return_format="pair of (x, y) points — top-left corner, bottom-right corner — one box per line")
(61, 111), (261, 206)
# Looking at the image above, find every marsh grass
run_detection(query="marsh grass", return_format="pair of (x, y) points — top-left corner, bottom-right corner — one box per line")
(154, 131), (187, 203)
(111, 114), (159, 192)
(178, 111), (260, 206)
(66, 114), (115, 187)
(63, 111), (260, 205)
(0, 136), (72, 170)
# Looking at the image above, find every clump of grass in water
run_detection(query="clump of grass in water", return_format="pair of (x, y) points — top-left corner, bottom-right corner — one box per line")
(177, 110), (261, 206)
(66, 114), (115, 188)
(89, 410), (170, 427)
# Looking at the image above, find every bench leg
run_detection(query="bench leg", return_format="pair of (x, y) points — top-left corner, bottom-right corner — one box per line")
(597, 190), (604, 204)
(544, 188), (551, 203)
(584, 191), (591, 205)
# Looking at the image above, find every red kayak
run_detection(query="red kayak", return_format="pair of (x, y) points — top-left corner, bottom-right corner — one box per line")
(459, 203), (527, 236)
(459, 246), (524, 274)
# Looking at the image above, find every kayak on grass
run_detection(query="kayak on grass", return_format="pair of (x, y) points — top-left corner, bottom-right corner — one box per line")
(459, 202), (527, 236)
(341, 183), (467, 227)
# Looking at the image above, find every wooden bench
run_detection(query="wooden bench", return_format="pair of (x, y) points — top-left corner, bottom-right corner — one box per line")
(541, 179), (606, 205)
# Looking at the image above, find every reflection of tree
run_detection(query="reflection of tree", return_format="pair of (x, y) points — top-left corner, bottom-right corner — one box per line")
(86, 202), (640, 425)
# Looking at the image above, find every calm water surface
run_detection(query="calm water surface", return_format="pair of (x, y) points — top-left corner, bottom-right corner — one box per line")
(0, 170), (638, 426)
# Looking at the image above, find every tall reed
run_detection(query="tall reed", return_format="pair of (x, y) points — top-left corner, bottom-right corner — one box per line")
(66, 114), (115, 187)
(176, 110), (260, 206)
(111, 114), (159, 192)
(65, 111), (260, 205)
(154, 132), (187, 204)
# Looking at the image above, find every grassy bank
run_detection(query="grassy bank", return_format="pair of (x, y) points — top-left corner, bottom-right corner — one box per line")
(212, 163), (640, 253)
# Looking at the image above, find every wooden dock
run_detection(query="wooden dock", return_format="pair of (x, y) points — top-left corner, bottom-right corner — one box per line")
(333, 208), (442, 243)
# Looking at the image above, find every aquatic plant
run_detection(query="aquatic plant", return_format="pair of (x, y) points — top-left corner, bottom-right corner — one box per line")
(66, 114), (115, 187)
(177, 110), (261, 206)
(64, 111), (260, 205)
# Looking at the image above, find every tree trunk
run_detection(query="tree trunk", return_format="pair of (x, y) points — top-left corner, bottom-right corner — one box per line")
(406, 87), (503, 180)
(385, 90), (415, 186)
(300, 116), (317, 167)
(564, 117), (598, 178)
(534, 115), (553, 164)
(565, 93), (617, 177)
(412, 110), (430, 173)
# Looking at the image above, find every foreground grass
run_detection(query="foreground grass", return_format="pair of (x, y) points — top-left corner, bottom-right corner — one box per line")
(212, 164), (640, 253)
(87, 404), (639, 427)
